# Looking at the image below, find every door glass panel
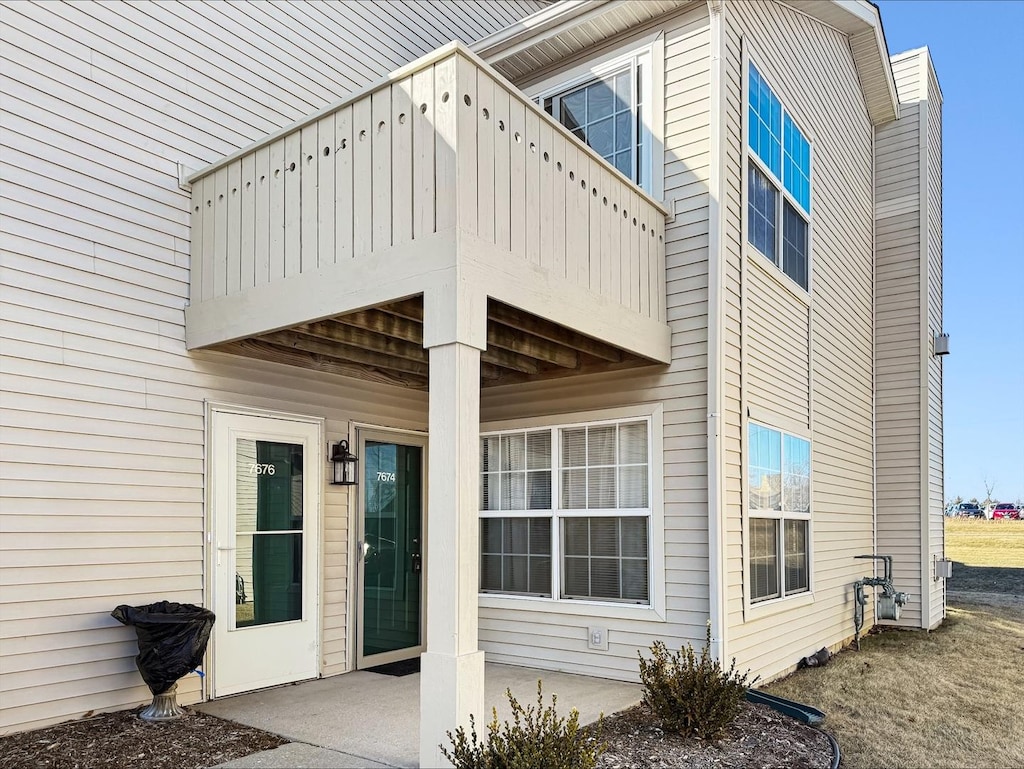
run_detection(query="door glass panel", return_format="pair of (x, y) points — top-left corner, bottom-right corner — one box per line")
(363, 441), (422, 657)
(235, 438), (304, 628)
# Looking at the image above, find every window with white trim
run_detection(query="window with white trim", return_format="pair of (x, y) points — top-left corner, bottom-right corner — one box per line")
(480, 418), (652, 604)
(748, 422), (811, 603)
(535, 48), (654, 193)
(747, 62), (811, 290)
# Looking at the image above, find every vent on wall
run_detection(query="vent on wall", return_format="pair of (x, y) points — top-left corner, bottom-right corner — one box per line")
(934, 333), (950, 356)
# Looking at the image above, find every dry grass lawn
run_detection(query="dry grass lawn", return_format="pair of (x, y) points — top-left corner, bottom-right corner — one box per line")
(764, 519), (1024, 769)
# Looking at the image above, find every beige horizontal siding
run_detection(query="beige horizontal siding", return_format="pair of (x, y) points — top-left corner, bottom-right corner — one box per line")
(745, 262), (811, 427)
(477, 3), (712, 681)
(0, 0), (545, 734)
(722, 0), (876, 680)
(874, 49), (944, 629)
(924, 58), (945, 626)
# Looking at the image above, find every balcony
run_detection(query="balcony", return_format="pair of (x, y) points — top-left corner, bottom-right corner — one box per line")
(185, 43), (670, 386)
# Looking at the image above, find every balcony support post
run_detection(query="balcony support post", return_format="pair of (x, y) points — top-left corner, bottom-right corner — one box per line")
(419, 285), (487, 768)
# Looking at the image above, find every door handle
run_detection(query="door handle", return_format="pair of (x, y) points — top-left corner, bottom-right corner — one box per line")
(358, 540), (370, 561)
(215, 545), (235, 567)
(411, 553), (422, 573)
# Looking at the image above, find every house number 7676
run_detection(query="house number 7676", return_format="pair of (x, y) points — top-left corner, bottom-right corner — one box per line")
(249, 464), (276, 475)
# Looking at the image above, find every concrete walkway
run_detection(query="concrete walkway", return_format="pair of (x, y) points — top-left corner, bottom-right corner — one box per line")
(201, 662), (641, 768)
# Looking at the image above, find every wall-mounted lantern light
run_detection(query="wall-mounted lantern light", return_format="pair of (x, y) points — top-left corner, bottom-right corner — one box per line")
(934, 332), (950, 356)
(330, 440), (358, 485)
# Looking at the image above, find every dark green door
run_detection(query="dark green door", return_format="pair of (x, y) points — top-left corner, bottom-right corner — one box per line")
(360, 439), (423, 662)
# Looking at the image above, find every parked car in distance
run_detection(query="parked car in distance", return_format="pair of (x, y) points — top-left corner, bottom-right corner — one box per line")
(991, 503), (1020, 520)
(952, 502), (985, 518)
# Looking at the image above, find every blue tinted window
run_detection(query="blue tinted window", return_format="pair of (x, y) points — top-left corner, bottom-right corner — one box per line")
(748, 63), (781, 177)
(783, 113), (811, 213)
(748, 164), (777, 262)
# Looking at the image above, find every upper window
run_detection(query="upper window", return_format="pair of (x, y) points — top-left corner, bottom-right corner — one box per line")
(536, 49), (653, 193)
(748, 423), (811, 603)
(480, 418), (652, 604)
(746, 62), (811, 291)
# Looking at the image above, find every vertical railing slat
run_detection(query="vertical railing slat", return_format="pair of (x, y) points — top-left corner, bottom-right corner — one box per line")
(492, 82), (511, 253)
(239, 153), (256, 290)
(392, 77), (414, 248)
(599, 166), (614, 301)
(213, 167), (228, 297)
(254, 146), (270, 284)
(352, 97), (372, 257)
(508, 97), (526, 259)
(191, 177), (205, 302)
(412, 66), (436, 241)
(476, 74), (495, 245)
(335, 106), (353, 261)
(317, 113), (336, 266)
(226, 160), (241, 294)
(456, 54), (478, 238)
(550, 130), (566, 280)
(268, 139), (285, 280)
(524, 106), (540, 265)
(188, 179), (201, 303)
(300, 122), (319, 273)
(563, 141), (582, 287)
(371, 88), (392, 252)
(657, 216), (666, 322)
(619, 178), (631, 311)
(434, 56), (457, 232)
(587, 157), (601, 293)
(537, 119), (553, 273)
(284, 131), (301, 277)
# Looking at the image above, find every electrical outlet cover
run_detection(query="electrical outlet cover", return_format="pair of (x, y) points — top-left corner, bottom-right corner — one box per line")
(587, 626), (609, 651)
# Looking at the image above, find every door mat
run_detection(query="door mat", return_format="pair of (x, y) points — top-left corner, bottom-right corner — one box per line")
(366, 657), (421, 677)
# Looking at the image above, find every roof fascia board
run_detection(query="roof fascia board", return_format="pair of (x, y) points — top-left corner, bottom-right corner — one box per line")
(861, 1), (900, 123)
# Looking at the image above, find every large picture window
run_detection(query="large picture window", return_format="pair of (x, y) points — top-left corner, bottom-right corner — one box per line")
(747, 61), (811, 291)
(479, 418), (652, 605)
(748, 423), (811, 603)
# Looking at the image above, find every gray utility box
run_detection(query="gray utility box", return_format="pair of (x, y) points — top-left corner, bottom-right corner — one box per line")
(878, 593), (906, 621)
(935, 558), (954, 579)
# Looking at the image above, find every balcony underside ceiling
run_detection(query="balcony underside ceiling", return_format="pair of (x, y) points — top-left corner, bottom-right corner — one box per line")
(211, 297), (657, 390)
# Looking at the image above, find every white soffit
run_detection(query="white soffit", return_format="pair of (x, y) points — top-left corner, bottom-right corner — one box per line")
(475, 0), (899, 125)
(472, 0), (691, 82)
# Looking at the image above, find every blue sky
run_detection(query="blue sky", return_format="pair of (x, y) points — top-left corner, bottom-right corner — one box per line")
(877, 1), (1024, 502)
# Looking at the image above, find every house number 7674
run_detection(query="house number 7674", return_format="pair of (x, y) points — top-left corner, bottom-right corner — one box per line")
(377, 472), (396, 482)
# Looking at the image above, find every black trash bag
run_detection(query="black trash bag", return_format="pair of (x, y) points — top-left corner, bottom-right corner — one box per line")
(111, 601), (216, 695)
(797, 647), (832, 670)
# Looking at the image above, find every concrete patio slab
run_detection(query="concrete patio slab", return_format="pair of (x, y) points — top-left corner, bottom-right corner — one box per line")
(211, 742), (390, 768)
(197, 662), (641, 768)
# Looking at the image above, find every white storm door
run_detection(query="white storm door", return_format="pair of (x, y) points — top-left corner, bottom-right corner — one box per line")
(211, 410), (321, 697)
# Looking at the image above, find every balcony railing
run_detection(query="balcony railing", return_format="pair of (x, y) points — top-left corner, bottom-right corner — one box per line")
(187, 43), (667, 344)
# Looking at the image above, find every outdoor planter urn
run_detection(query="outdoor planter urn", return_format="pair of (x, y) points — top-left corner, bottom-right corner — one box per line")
(111, 601), (216, 721)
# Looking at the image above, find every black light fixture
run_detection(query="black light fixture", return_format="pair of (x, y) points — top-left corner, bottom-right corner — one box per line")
(329, 440), (358, 485)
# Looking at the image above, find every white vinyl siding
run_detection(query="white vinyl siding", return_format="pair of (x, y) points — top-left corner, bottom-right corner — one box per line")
(722, 0), (876, 680)
(0, 0), (545, 735)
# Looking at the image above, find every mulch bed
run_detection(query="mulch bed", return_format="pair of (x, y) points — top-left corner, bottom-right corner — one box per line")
(593, 701), (834, 769)
(0, 706), (287, 769)
(1, 700), (834, 769)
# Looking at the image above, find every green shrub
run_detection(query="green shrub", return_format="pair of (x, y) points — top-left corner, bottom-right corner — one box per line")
(638, 623), (755, 742)
(440, 680), (605, 769)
